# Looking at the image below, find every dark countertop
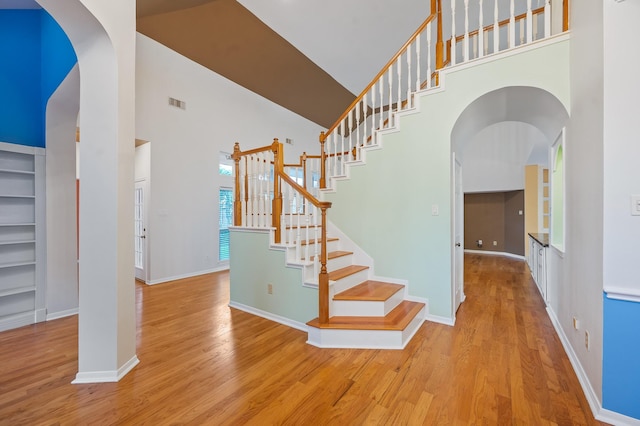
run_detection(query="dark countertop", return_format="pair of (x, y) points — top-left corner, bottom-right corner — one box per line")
(528, 233), (549, 247)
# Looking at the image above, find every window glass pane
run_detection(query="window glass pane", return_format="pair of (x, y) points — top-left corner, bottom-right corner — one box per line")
(219, 188), (233, 261)
(219, 152), (233, 176)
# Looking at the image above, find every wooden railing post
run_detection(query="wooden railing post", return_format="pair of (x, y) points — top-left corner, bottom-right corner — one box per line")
(319, 132), (327, 189)
(563, 0), (569, 32)
(318, 204), (330, 324)
(232, 142), (242, 226)
(271, 139), (283, 243)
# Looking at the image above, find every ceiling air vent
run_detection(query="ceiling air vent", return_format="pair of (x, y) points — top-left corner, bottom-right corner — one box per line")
(168, 97), (186, 110)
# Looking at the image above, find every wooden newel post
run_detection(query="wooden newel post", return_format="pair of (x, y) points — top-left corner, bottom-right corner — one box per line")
(232, 142), (242, 226)
(435, 0), (444, 85)
(563, 0), (569, 32)
(319, 132), (327, 189)
(318, 204), (330, 324)
(271, 139), (283, 244)
(301, 152), (308, 191)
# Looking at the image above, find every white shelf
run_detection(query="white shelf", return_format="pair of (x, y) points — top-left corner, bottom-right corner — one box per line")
(0, 240), (36, 246)
(0, 168), (35, 175)
(0, 260), (36, 270)
(0, 194), (35, 199)
(0, 286), (35, 298)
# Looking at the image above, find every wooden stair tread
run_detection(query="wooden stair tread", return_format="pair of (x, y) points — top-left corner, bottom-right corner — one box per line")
(306, 301), (424, 331)
(308, 251), (352, 261)
(334, 281), (404, 301)
(328, 265), (369, 281)
(300, 237), (339, 246)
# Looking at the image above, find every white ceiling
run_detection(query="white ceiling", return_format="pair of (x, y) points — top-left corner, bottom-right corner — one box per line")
(237, 0), (430, 95)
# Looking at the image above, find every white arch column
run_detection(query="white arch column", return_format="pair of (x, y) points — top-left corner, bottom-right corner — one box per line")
(37, 0), (138, 382)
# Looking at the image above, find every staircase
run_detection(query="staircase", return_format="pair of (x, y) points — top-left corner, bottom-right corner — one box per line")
(279, 217), (425, 349)
(230, 0), (568, 350)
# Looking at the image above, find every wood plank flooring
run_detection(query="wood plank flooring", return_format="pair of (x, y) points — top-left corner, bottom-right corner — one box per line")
(0, 254), (606, 425)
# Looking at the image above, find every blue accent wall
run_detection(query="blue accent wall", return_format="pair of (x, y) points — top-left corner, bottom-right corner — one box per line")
(603, 293), (640, 420)
(0, 9), (76, 148)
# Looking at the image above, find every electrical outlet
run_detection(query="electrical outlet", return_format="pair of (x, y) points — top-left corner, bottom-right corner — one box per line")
(585, 330), (590, 350)
(267, 283), (273, 294)
(572, 317), (579, 330)
(493, 241), (497, 246)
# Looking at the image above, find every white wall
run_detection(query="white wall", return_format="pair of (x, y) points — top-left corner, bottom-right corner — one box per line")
(602, 0), (640, 298)
(135, 33), (322, 284)
(45, 65), (79, 319)
(463, 121), (547, 193)
(553, 0), (604, 404)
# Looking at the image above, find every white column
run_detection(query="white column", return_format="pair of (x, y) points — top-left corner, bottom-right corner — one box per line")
(37, 0), (138, 383)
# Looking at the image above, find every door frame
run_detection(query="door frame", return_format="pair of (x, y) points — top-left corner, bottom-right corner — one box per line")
(453, 154), (465, 315)
(134, 178), (149, 283)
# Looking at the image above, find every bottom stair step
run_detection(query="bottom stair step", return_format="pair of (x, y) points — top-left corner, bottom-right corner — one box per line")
(306, 300), (424, 331)
(306, 301), (426, 349)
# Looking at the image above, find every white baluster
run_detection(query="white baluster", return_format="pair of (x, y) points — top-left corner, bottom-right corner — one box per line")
(407, 43), (412, 109)
(288, 185), (294, 244)
(478, 0), (484, 58)
(509, 0), (515, 48)
(463, 0), (469, 62)
(526, 0), (533, 43)
(313, 206), (319, 278)
(451, 0), (457, 65)
(361, 94), (367, 147)
(340, 120), (345, 175)
(387, 66), (393, 127)
(348, 109), (353, 161)
(544, 0), (550, 38)
(484, 29), (489, 56)
(304, 209), (310, 262)
(473, 36), (478, 59)
(378, 75), (384, 131)
(295, 195), (301, 260)
(396, 55), (402, 115)
(240, 156), (247, 227)
(248, 155), (254, 227)
(493, 0), (499, 54)
(519, 17), (525, 45)
(426, 22), (432, 89)
(257, 153), (263, 228)
(415, 35), (421, 94)
(355, 101), (361, 158)
(370, 82), (376, 144)
(533, 13), (539, 40)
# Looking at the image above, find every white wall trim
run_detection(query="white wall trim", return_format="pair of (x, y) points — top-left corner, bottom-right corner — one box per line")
(47, 308), (78, 321)
(0, 141), (46, 155)
(598, 409), (640, 426)
(72, 355), (140, 384)
(604, 286), (640, 303)
(146, 266), (229, 286)
(425, 313), (455, 326)
(464, 249), (525, 260)
(228, 301), (308, 333)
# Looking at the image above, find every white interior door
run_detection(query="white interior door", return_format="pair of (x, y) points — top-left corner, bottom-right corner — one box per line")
(134, 180), (147, 281)
(454, 156), (465, 312)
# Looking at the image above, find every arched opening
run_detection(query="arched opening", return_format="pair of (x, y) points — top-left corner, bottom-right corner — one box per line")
(451, 86), (569, 309)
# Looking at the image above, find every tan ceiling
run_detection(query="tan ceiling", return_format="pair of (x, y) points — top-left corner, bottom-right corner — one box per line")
(136, 0), (356, 128)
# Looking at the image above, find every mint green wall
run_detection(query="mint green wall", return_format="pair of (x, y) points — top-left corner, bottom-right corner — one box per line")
(229, 230), (318, 323)
(324, 39), (570, 320)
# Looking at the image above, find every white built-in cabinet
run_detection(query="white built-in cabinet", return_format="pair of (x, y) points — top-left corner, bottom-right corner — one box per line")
(0, 142), (46, 332)
(527, 233), (548, 303)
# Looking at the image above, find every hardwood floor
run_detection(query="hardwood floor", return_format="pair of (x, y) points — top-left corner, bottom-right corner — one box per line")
(0, 254), (606, 425)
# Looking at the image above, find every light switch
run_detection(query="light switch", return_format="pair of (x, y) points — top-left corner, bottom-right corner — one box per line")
(431, 204), (439, 216)
(518, 210), (523, 215)
(632, 195), (640, 216)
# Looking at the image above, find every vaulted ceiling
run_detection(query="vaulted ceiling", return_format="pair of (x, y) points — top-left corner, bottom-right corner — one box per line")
(136, 0), (429, 127)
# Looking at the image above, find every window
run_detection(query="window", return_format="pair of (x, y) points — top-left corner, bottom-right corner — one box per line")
(551, 129), (565, 251)
(219, 188), (233, 261)
(219, 152), (233, 176)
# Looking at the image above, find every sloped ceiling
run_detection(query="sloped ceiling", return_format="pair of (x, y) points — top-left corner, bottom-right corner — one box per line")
(136, 0), (429, 128)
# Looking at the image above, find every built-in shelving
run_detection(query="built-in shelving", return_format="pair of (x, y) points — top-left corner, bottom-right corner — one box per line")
(0, 142), (45, 332)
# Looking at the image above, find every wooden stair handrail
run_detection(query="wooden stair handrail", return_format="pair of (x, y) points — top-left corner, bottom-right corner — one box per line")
(321, 0), (440, 142)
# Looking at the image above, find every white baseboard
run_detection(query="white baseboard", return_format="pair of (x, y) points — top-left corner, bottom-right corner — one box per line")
(145, 266), (229, 285)
(228, 301), (308, 333)
(545, 307), (640, 425)
(425, 313), (455, 326)
(72, 355), (140, 384)
(464, 249), (525, 260)
(47, 308), (78, 321)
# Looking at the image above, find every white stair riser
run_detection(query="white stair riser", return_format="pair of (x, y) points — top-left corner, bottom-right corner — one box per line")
(306, 307), (425, 350)
(331, 289), (404, 317)
(331, 269), (370, 295)
(326, 253), (353, 271)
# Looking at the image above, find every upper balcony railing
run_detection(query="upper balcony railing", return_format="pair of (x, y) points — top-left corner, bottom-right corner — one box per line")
(319, 0), (569, 190)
